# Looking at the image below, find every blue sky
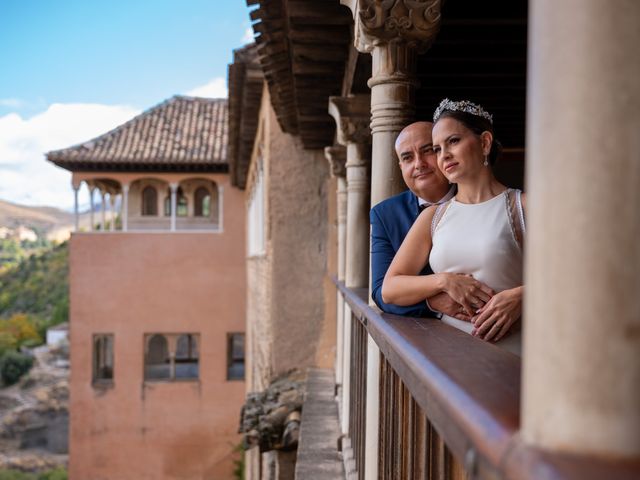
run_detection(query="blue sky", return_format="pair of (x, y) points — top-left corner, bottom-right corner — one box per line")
(0, 0), (255, 208)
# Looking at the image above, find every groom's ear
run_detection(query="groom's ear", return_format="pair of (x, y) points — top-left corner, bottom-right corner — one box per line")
(480, 131), (493, 156)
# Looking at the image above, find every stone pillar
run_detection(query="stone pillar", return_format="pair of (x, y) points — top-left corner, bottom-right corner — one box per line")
(324, 146), (347, 389)
(329, 96), (371, 445)
(122, 184), (129, 232)
(170, 183), (178, 232)
(73, 185), (80, 232)
(89, 186), (95, 232)
(100, 190), (106, 231)
(328, 95), (371, 289)
(340, 4), (442, 477)
(523, 0), (640, 458)
(345, 0), (442, 206)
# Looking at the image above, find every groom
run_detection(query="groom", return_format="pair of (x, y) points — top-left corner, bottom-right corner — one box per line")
(370, 121), (464, 319)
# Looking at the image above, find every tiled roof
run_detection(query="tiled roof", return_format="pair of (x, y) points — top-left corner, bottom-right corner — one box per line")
(47, 96), (228, 172)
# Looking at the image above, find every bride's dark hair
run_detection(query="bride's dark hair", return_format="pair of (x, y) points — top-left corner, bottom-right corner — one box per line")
(435, 110), (503, 166)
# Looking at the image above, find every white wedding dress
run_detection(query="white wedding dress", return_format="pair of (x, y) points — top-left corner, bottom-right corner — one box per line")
(430, 189), (525, 355)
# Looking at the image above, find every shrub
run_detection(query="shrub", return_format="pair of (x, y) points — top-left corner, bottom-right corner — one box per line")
(0, 332), (17, 358)
(5, 314), (41, 349)
(0, 351), (34, 386)
(39, 468), (67, 480)
(0, 470), (36, 480)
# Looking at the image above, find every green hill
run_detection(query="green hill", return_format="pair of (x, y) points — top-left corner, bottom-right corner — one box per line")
(0, 242), (69, 328)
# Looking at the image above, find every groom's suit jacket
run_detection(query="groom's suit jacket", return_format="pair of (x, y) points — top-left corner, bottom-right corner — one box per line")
(370, 189), (436, 317)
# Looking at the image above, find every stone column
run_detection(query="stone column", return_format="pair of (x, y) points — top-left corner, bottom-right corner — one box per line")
(324, 146), (347, 389)
(170, 183), (178, 232)
(344, 0), (442, 206)
(73, 185), (80, 232)
(523, 0), (640, 458)
(340, 4), (442, 478)
(329, 95), (371, 288)
(329, 96), (371, 444)
(100, 190), (107, 231)
(89, 186), (95, 232)
(122, 184), (129, 232)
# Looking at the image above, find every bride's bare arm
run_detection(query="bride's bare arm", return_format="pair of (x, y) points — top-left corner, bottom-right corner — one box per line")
(382, 206), (493, 314)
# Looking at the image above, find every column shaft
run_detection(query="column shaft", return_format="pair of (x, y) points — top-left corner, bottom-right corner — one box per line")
(345, 142), (370, 288)
(523, 0), (640, 457)
(368, 42), (420, 206)
(89, 188), (95, 232)
(170, 183), (178, 232)
(73, 187), (79, 232)
(336, 177), (347, 386)
(122, 185), (129, 232)
(100, 191), (106, 231)
(341, 303), (352, 436)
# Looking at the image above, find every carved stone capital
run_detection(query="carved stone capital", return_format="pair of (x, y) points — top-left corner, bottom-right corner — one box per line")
(324, 145), (347, 178)
(345, 0), (442, 54)
(328, 95), (371, 147)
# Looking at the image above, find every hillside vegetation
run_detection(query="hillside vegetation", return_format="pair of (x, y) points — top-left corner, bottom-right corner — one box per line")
(0, 243), (68, 322)
(0, 242), (69, 352)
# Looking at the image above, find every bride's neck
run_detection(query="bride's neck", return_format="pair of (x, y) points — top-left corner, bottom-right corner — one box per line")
(455, 175), (505, 204)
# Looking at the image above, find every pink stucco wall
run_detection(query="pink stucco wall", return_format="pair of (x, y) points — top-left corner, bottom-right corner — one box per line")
(68, 184), (246, 480)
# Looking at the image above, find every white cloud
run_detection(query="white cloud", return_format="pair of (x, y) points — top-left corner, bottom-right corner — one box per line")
(242, 27), (254, 44)
(0, 103), (140, 210)
(185, 77), (227, 99)
(0, 98), (24, 108)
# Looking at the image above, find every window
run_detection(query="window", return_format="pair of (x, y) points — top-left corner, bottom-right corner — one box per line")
(144, 333), (199, 381)
(145, 334), (170, 380)
(194, 187), (210, 217)
(175, 334), (199, 379)
(93, 334), (114, 384)
(142, 186), (158, 216)
(247, 162), (265, 255)
(227, 333), (245, 380)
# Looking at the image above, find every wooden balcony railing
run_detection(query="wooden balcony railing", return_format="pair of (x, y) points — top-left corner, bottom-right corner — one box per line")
(334, 281), (640, 480)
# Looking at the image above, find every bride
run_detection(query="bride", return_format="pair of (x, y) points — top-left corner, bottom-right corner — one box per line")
(382, 99), (525, 354)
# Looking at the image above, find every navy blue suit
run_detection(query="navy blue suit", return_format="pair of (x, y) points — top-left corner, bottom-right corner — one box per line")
(370, 190), (436, 317)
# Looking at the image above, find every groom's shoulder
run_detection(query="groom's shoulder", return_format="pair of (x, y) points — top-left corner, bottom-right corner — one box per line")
(372, 189), (415, 216)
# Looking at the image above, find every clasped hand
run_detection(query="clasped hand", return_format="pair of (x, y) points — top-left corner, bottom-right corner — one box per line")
(441, 273), (494, 317)
(471, 286), (523, 342)
(436, 274), (521, 343)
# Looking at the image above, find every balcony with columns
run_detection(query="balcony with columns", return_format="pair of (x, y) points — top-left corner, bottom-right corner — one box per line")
(239, 1), (640, 479)
(71, 174), (223, 233)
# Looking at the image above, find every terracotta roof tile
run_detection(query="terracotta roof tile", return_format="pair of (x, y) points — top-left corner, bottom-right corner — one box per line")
(47, 96), (228, 172)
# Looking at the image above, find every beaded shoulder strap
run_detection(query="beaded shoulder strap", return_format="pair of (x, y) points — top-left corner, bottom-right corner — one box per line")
(505, 189), (526, 250)
(430, 201), (451, 239)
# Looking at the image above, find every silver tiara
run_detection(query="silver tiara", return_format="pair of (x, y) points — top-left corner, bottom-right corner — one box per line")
(433, 98), (493, 124)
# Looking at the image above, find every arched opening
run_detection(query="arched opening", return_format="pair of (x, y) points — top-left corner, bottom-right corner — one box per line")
(145, 334), (170, 380)
(177, 188), (188, 217)
(194, 187), (211, 217)
(163, 187), (188, 217)
(141, 186), (158, 216)
(175, 334), (199, 379)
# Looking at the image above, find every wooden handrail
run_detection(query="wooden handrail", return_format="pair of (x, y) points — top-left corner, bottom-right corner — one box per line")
(335, 280), (519, 477)
(333, 280), (640, 480)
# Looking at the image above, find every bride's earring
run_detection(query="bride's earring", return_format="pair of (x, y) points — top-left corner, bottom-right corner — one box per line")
(483, 156), (489, 167)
